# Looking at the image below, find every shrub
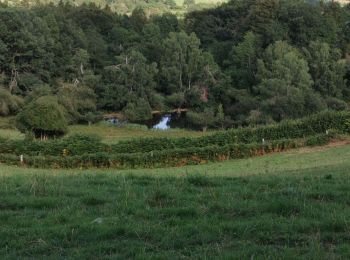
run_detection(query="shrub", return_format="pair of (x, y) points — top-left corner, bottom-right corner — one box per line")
(0, 134), (107, 156)
(0, 136), (329, 169)
(63, 134), (104, 155)
(345, 120), (350, 133)
(109, 110), (350, 153)
(1, 110), (348, 157)
(123, 98), (152, 121)
(305, 133), (335, 147)
(186, 109), (216, 131)
(16, 96), (68, 139)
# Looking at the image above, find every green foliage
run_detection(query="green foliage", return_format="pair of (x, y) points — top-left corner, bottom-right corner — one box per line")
(185, 0), (350, 124)
(160, 31), (220, 108)
(228, 31), (261, 89)
(0, 1), (349, 127)
(0, 88), (23, 116)
(305, 132), (337, 147)
(61, 134), (104, 155)
(130, 8), (148, 32)
(186, 108), (216, 131)
(0, 135), (334, 169)
(304, 41), (347, 97)
(216, 103), (225, 129)
(345, 119), (350, 132)
(0, 134), (105, 156)
(57, 83), (97, 124)
(0, 110), (346, 168)
(107, 110), (348, 154)
(15, 96), (68, 138)
(0, 139), (257, 168)
(101, 49), (157, 114)
(83, 111), (103, 125)
(123, 98), (153, 121)
(256, 41), (318, 120)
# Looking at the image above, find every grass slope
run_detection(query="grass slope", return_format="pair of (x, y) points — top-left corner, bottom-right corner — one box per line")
(1, 144), (350, 258)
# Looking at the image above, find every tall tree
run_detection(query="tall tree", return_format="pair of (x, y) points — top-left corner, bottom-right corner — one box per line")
(160, 31), (220, 108)
(100, 49), (157, 113)
(256, 41), (323, 120)
(304, 41), (347, 98)
(227, 31), (261, 90)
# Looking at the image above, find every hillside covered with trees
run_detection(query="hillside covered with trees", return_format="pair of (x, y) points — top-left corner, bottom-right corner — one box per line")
(0, 0), (350, 131)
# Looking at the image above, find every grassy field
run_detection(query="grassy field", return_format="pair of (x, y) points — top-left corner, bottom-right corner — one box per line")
(0, 117), (208, 143)
(69, 124), (209, 143)
(1, 144), (350, 258)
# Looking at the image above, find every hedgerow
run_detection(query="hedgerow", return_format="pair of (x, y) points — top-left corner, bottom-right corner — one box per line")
(0, 111), (346, 169)
(110, 110), (350, 153)
(0, 134), (106, 156)
(0, 133), (336, 169)
(0, 110), (348, 157)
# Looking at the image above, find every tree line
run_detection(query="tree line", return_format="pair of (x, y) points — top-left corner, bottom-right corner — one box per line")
(0, 0), (350, 133)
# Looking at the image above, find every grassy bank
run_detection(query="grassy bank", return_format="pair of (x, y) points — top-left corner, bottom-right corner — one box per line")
(1, 144), (350, 258)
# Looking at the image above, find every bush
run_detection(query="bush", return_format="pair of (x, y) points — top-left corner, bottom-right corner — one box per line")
(123, 98), (152, 121)
(62, 134), (105, 155)
(305, 132), (336, 147)
(0, 135), (332, 169)
(0, 110), (346, 169)
(0, 134), (106, 156)
(345, 120), (350, 133)
(109, 110), (350, 153)
(1, 110), (348, 157)
(16, 96), (68, 139)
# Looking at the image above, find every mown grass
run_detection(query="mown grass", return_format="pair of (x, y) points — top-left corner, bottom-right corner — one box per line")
(1, 144), (350, 258)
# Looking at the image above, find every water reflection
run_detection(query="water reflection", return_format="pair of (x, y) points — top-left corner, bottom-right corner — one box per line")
(105, 112), (192, 130)
(153, 115), (171, 130)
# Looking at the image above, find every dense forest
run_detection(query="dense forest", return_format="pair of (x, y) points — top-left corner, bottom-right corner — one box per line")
(0, 0), (350, 132)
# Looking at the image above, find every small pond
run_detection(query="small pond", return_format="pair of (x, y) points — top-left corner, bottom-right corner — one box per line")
(106, 112), (194, 130)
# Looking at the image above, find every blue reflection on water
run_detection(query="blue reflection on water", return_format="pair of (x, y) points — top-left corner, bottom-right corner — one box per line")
(153, 115), (171, 130)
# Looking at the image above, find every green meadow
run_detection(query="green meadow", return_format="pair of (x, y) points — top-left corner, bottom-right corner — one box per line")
(1, 144), (350, 258)
(0, 116), (208, 144)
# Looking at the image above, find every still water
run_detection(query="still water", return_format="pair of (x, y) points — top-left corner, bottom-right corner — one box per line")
(153, 115), (171, 130)
(106, 112), (192, 130)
